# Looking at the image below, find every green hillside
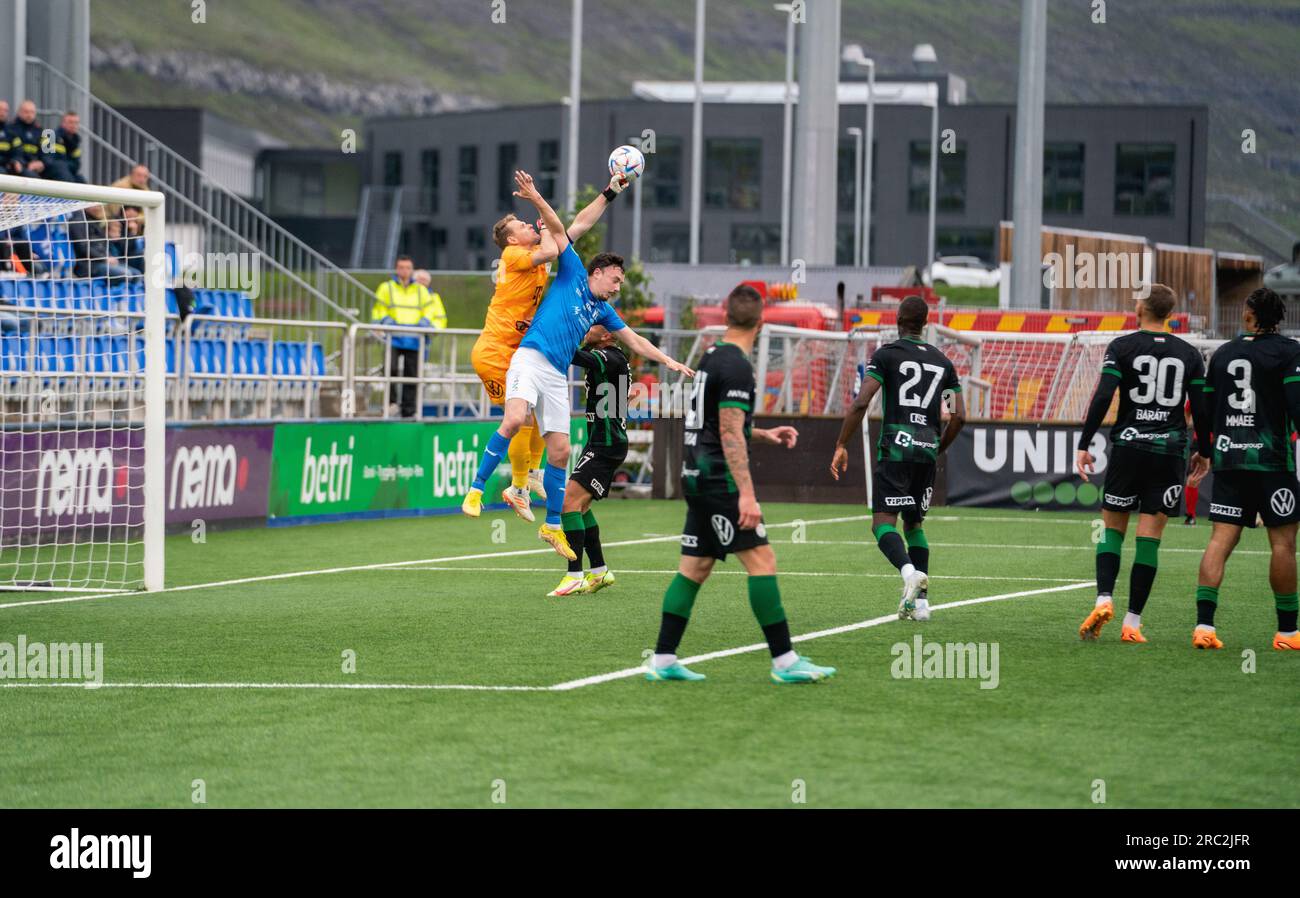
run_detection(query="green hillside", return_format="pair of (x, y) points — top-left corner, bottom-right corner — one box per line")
(88, 0), (1300, 234)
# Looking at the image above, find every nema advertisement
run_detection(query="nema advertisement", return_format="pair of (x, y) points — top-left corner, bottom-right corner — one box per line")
(165, 426), (273, 526)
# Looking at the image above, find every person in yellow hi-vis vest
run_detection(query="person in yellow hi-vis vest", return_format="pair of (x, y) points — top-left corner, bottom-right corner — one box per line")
(371, 255), (446, 417)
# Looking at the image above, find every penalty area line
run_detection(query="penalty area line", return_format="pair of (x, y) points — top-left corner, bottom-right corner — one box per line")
(0, 513), (872, 613)
(2, 580), (1091, 695)
(548, 580), (1094, 691)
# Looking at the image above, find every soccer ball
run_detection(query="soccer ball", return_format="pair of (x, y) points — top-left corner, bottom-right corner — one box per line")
(608, 144), (646, 181)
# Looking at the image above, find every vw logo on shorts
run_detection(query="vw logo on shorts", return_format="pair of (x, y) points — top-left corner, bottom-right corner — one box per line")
(755, 522), (767, 538)
(711, 514), (735, 546)
(1163, 484), (1183, 508)
(1271, 488), (1296, 517)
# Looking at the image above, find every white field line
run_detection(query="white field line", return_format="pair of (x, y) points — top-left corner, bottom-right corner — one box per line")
(767, 539), (1273, 555)
(388, 565), (1092, 584)
(0, 514), (873, 613)
(548, 581), (1093, 690)
(0, 580), (1090, 693)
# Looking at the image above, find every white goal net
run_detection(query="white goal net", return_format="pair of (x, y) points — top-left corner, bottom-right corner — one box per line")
(0, 174), (165, 592)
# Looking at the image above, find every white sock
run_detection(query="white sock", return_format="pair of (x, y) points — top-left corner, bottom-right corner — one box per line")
(1096, 593), (1112, 606)
(1123, 612), (1141, 629)
(468, 486), (482, 496)
(772, 650), (799, 670)
(900, 563), (917, 582)
(1282, 631), (1299, 637)
(1196, 624), (1216, 633)
(652, 653), (676, 669)
(589, 565), (608, 577)
(544, 522), (561, 531)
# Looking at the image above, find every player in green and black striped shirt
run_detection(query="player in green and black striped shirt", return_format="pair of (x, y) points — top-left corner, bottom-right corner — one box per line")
(1191, 288), (1300, 651)
(548, 324), (630, 597)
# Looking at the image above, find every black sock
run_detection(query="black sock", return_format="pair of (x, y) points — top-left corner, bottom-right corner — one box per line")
(762, 620), (793, 657)
(1129, 566), (1156, 615)
(1280, 610), (1298, 632)
(874, 524), (911, 571)
(584, 524), (604, 568)
(1196, 600), (1217, 627)
(907, 546), (929, 574)
(655, 612), (689, 655)
(561, 511), (585, 574)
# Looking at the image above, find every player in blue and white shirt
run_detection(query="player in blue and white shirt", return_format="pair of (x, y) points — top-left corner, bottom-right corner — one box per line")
(462, 169), (694, 560)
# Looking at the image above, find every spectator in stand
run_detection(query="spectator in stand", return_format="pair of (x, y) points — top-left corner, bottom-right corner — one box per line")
(106, 163), (151, 218)
(371, 256), (444, 417)
(0, 101), (14, 174)
(120, 206), (146, 273)
(68, 204), (140, 285)
(7, 100), (49, 177)
(46, 111), (84, 183)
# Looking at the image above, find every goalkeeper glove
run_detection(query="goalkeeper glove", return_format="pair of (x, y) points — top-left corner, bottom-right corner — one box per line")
(602, 173), (631, 201)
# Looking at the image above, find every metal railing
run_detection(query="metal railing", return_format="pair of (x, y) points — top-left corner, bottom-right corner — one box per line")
(24, 57), (375, 325)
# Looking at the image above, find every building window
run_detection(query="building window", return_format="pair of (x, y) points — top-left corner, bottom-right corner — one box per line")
(383, 151), (403, 187)
(420, 150), (439, 213)
(705, 138), (761, 210)
(1043, 142), (1084, 214)
(457, 146), (478, 215)
(641, 136), (682, 208)
(1115, 143), (1174, 216)
(936, 227), (995, 264)
(537, 140), (560, 203)
(649, 223), (690, 263)
(835, 223), (855, 266)
(466, 226), (487, 269)
(496, 143), (519, 212)
(730, 224), (780, 265)
(908, 141), (967, 213)
(837, 139), (856, 214)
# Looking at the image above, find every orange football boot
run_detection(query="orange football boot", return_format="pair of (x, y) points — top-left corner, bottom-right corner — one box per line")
(1079, 599), (1114, 640)
(1192, 627), (1224, 650)
(1120, 624), (1146, 643)
(1272, 632), (1300, 651)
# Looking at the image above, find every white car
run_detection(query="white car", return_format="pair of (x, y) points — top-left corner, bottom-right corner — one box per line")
(922, 256), (1001, 289)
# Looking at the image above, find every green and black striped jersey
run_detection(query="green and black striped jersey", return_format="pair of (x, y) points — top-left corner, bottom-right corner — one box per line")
(681, 340), (755, 496)
(1205, 332), (1300, 472)
(572, 345), (629, 448)
(864, 337), (961, 463)
(1098, 330), (1206, 457)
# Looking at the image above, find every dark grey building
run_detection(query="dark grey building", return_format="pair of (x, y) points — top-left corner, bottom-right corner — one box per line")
(360, 79), (1207, 271)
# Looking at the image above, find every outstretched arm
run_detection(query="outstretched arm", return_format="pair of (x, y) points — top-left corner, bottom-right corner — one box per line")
(531, 219), (559, 267)
(566, 171), (632, 244)
(514, 170), (568, 251)
(830, 376), (882, 480)
(612, 325), (694, 377)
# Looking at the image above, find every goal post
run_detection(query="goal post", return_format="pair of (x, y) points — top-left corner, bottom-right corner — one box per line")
(0, 173), (166, 592)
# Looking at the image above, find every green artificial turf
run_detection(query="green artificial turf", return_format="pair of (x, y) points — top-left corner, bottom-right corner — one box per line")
(0, 502), (1295, 807)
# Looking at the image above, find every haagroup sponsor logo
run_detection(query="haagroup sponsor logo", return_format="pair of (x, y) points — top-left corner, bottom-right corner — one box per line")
(1210, 503), (1242, 518)
(1119, 426), (1169, 442)
(299, 435), (355, 505)
(1105, 493), (1137, 508)
(884, 495), (914, 507)
(49, 828), (150, 879)
(895, 431), (913, 448)
(711, 513), (735, 546)
(169, 443), (245, 512)
(1271, 488), (1296, 517)
(1216, 434), (1264, 453)
(1163, 484), (1183, 509)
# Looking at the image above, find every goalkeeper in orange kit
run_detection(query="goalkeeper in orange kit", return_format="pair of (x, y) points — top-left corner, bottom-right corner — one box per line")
(471, 213), (559, 520)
